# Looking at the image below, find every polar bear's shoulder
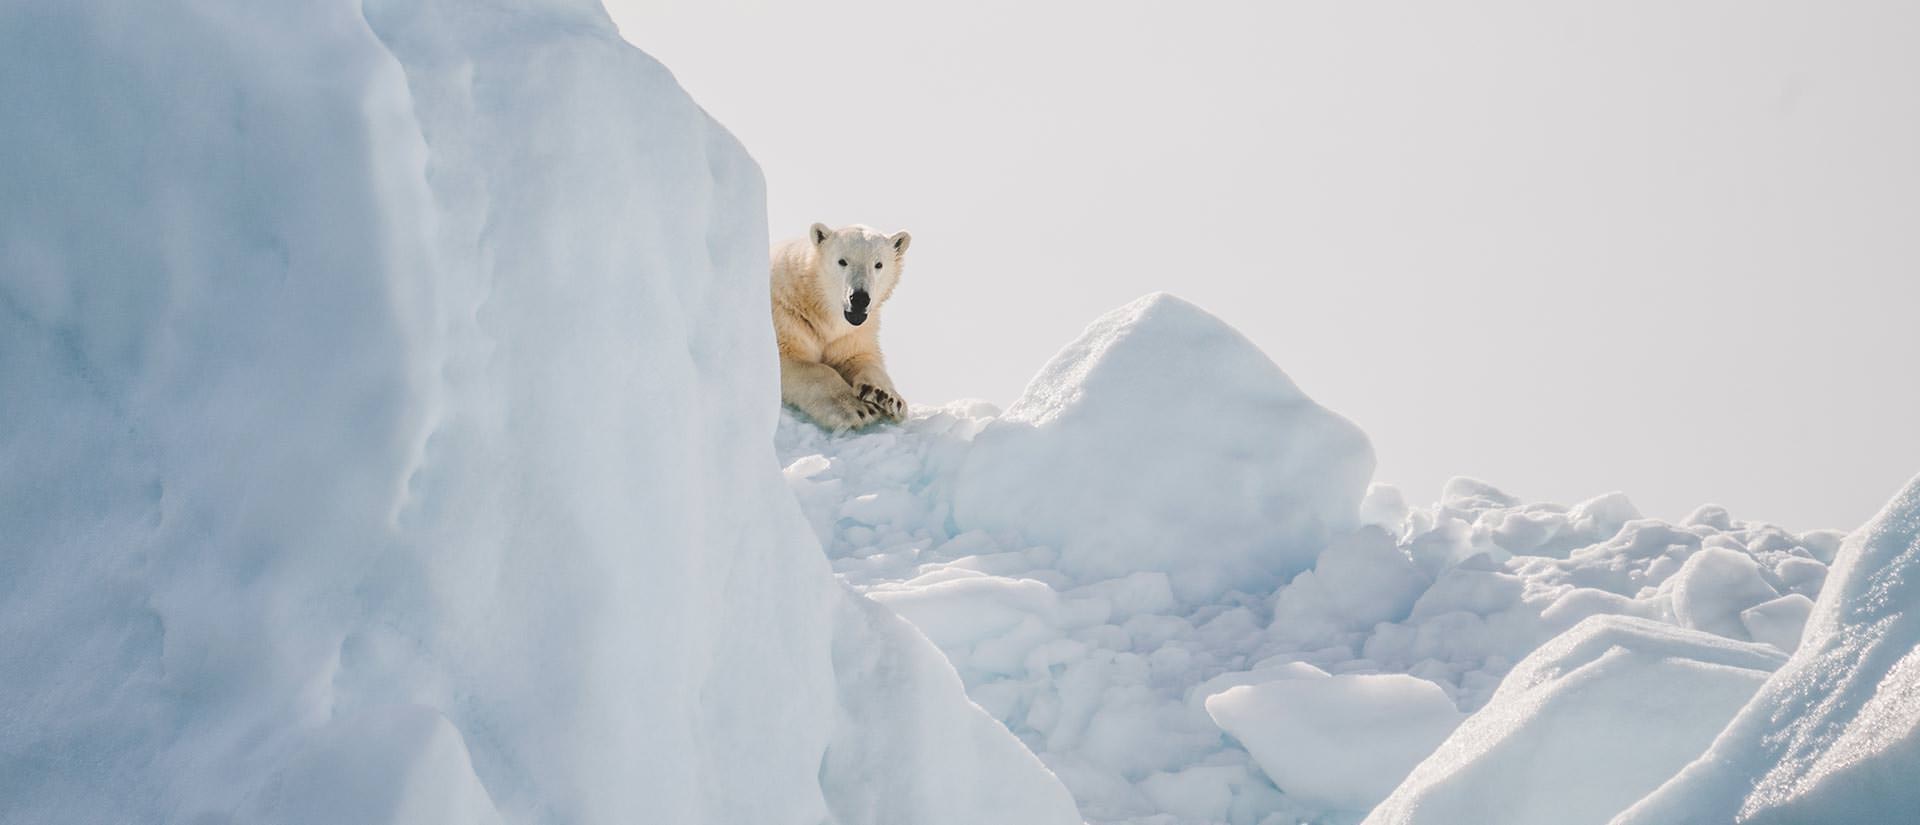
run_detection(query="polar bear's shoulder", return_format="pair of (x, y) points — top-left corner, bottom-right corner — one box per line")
(771, 237), (817, 279)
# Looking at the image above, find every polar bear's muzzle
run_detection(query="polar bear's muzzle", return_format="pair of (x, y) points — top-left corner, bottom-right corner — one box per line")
(844, 289), (871, 326)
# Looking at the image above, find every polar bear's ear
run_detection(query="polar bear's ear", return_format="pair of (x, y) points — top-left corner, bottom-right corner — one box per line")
(889, 230), (912, 254)
(811, 223), (833, 246)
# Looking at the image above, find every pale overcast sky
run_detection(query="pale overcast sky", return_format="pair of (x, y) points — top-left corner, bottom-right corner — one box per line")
(607, 0), (1919, 531)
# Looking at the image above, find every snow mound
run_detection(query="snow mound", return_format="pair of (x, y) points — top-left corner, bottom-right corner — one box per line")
(1333, 479), (1834, 711)
(1207, 673), (1463, 812)
(1614, 473), (1920, 825)
(1366, 615), (1785, 825)
(1669, 547), (1783, 641)
(1270, 526), (1432, 639)
(953, 293), (1376, 602)
(0, 3), (1075, 823)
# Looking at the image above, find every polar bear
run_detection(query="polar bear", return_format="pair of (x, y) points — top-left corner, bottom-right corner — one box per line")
(772, 222), (913, 430)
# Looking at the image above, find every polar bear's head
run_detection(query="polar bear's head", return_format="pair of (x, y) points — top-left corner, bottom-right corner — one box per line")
(811, 222), (911, 327)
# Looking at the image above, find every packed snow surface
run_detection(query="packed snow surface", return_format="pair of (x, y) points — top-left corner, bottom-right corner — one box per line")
(1207, 672), (1463, 812)
(777, 295), (1858, 824)
(0, 2), (1077, 823)
(1614, 473), (1920, 825)
(1366, 615), (1785, 825)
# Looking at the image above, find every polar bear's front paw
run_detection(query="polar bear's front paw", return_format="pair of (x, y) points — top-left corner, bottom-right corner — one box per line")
(815, 391), (885, 432)
(855, 383), (906, 422)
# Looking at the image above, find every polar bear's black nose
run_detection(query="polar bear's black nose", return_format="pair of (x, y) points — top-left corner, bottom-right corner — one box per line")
(845, 290), (871, 326)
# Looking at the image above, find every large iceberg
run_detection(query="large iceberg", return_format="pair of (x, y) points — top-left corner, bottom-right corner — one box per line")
(0, 2), (1078, 823)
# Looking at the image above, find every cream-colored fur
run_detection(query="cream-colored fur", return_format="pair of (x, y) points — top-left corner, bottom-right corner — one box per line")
(772, 222), (912, 431)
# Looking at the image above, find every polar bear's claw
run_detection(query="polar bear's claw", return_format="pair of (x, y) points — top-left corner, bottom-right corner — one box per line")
(857, 384), (906, 422)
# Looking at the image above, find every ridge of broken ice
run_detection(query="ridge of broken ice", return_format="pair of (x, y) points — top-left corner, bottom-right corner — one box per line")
(777, 293), (1862, 824)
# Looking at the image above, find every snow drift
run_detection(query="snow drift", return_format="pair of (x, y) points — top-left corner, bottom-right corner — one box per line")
(0, 2), (1077, 823)
(1613, 473), (1920, 825)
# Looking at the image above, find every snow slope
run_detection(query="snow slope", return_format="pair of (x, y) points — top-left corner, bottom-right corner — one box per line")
(1613, 473), (1920, 825)
(776, 294), (1850, 824)
(0, 2), (1076, 823)
(1365, 616), (1786, 825)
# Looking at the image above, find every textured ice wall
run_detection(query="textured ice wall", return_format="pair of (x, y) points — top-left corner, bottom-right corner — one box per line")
(0, 2), (1077, 823)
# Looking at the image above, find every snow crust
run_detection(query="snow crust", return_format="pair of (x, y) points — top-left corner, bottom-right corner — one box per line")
(1366, 615), (1785, 825)
(1613, 473), (1920, 825)
(0, 2), (1075, 823)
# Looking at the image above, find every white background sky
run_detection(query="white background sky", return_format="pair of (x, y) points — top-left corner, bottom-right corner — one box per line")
(607, 0), (1918, 531)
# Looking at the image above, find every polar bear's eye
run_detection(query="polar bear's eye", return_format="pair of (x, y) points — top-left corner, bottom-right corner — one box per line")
(837, 259), (847, 267)
(874, 262), (883, 270)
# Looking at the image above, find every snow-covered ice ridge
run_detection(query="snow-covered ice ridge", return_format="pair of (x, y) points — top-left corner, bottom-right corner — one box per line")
(778, 293), (1917, 824)
(1, 2), (1078, 823)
